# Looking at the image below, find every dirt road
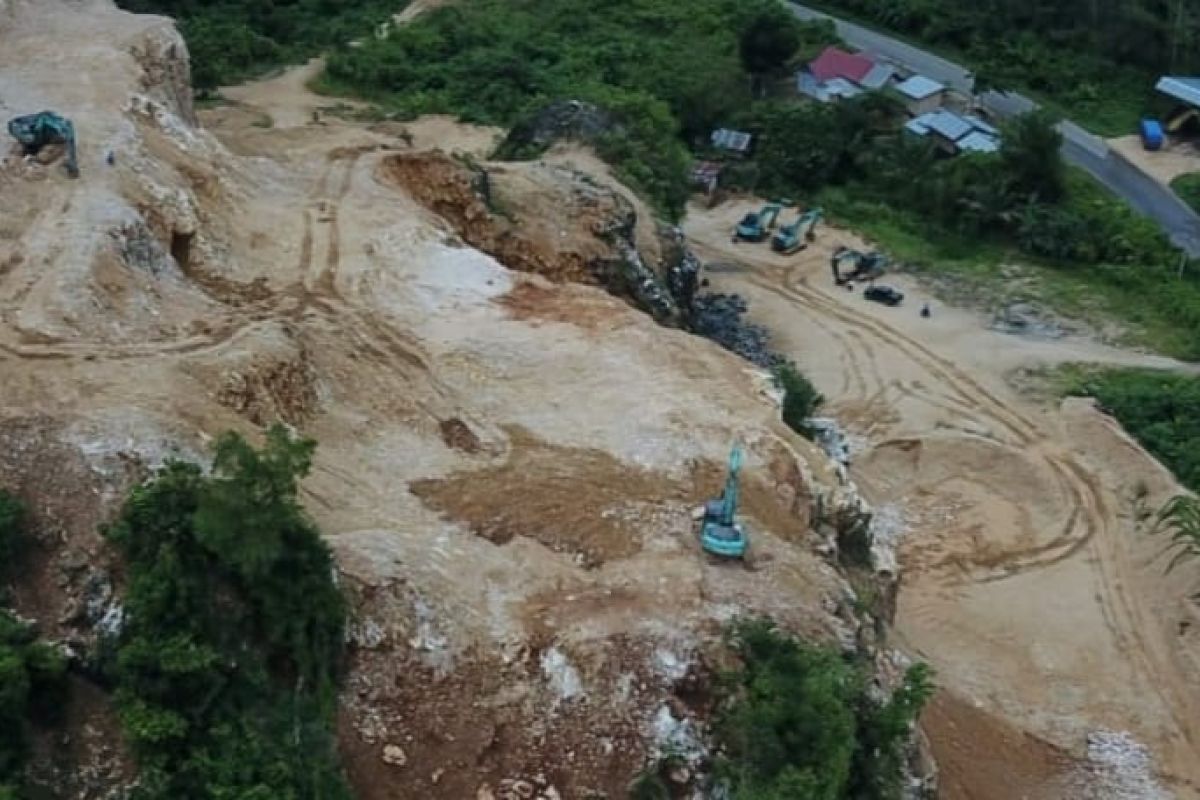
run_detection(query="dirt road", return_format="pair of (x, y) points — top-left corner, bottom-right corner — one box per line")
(685, 200), (1200, 799)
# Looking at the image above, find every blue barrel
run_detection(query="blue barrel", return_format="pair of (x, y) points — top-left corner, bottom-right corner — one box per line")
(1140, 118), (1165, 151)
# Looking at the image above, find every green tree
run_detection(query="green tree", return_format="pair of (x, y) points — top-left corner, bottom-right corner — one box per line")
(1000, 110), (1065, 202)
(0, 611), (66, 794)
(715, 620), (932, 799)
(739, 3), (802, 88)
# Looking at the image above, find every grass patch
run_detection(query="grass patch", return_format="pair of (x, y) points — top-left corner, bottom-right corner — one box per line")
(1172, 173), (1200, 215)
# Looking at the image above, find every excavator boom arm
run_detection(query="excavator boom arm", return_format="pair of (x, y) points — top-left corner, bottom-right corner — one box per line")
(720, 446), (742, 524)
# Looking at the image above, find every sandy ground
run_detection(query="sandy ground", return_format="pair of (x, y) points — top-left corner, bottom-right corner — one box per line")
(1110, 134), (1200, 185)
(685, 198), (1200, 798)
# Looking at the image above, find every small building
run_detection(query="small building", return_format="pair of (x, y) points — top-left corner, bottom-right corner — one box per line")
(1155, 76), (1200, 134)
(710, 128), (752, 156)
(894, 74), (946, 116)
(957, 131), (1000, 154)
(798, 46), (896, 103)
(905, 109), (1001, 155)
(690, 160), (723, 194)
(1156, 76), (1200, 107)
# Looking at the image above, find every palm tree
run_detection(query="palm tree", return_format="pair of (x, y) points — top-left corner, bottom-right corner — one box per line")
(1154, 495), (1200, 572)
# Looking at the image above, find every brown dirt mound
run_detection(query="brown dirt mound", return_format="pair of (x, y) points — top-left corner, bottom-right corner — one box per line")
(411, 428), (814, 569)
(923, 690), (1078, 800)
(411, 428), (677, 568)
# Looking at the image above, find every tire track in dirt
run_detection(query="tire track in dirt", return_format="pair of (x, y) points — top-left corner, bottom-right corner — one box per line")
(741, 261), (1200, 767)
(749, 271), (1097, 573)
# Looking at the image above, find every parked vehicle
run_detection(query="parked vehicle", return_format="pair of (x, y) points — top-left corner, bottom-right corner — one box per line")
(864, 285), (904, 306)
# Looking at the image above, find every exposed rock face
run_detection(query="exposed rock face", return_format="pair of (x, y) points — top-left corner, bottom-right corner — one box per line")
(126, 14), (196, 125)
(494, 100), (621, 157)
(381, 151), (690, 322)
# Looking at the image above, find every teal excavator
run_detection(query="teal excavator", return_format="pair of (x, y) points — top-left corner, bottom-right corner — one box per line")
(772, 207), (823, 254)
(832, 246), (887, 285)
(734, 203), (782, 242)
(699, 445), (747, 559)
(7, 111), (79, 178)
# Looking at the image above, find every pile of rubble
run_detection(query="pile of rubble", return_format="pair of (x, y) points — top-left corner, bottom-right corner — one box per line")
(689, 292), (782, 369)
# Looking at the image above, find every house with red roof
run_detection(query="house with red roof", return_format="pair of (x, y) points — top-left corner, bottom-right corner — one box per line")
(798, 46), (896, 103)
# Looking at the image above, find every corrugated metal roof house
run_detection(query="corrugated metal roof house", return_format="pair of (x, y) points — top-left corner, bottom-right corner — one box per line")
(904, 110), (1001, 154)
(710, 128), (752, 154)
(799, 46), (895, 102)
(809, 47), (874, 84)
(895, 74), (946, 115)
(1156, 76), (1200, 107)
(924, 110), (972, 141)
(957, 131), (1000, 154)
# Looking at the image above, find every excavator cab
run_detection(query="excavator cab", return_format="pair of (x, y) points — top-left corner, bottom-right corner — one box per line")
(772, 207), (823, 254)
(7, 111), (79, 178)
(734, 202), (782, 242)
(700, 445), (747, 559)
(831, 246), (887, 285)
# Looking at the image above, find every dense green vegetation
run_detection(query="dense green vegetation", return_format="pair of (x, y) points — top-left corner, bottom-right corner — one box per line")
(103, 426), (350, 799)
(322, 0), (836, 217)
(716, 620), (932, 799)
(0, 491), (68, 799)
(1171, 173), (1200, 214)
(811, 0), (1190, 135)
(0, 612), (67, 800)
(1061, 367), (1200, 492)
(115, 0), (400, 90)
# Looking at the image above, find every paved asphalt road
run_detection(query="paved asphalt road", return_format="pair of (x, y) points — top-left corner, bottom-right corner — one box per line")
(790, 3), (1200, 255)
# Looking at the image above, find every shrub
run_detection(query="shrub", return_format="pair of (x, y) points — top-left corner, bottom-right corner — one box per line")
(716, 620), (932, 799)
(0, 611), (67, 794)
(777, 364), (825, 438)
